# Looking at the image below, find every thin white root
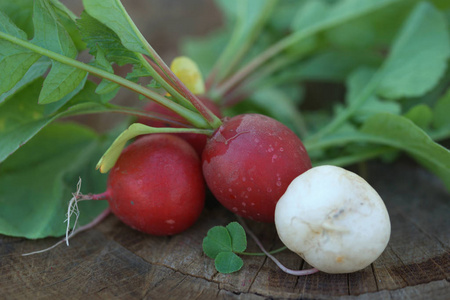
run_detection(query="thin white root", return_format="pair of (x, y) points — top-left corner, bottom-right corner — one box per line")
(22, 208), (111, 256)
(64, 178), (95, 245)
(237, 215), (319, 276)
(22, 178), (110, 256)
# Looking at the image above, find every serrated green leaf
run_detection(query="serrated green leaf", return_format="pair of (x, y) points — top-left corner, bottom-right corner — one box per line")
(38, 61), (87, 104)
(0, 122), (108, 238)
(0, 79), (111, 163)
(92, 47), (120, 96)
(214, 252), (244, 274)
(82, 0), (149, 55)
(31, 0), (86, 104)
(0, 11), (42, 95)
(0, 57), (51, 104)
(378, 2), (450, 99)
(77, 11), (140, 66)
(202, 226), (232, 259)
(226, 222), (247, 253)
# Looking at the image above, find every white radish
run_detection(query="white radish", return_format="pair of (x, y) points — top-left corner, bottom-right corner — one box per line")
(275, 165), (391, 274)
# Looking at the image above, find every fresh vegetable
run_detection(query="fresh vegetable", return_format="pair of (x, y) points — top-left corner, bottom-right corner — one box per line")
(106, 134), (205, 235)
(105, 134), (205, 235)
(0, 0), (448, 280)
(70, 134), (205, 236)
(202, 113), (312, 222)
(138, 95), (222, 155)
(275, 165), (391, 274)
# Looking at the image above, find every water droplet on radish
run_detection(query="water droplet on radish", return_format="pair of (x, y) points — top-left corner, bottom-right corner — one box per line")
(276, 181), (282, 187)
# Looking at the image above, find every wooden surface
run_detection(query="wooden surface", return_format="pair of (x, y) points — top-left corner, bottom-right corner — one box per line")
(1, 160), (449, 299)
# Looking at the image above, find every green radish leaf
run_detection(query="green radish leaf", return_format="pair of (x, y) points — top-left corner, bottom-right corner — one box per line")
(32, 0), (86, 104)
(214, 252), (244, 274)
(0, 122), (108, 238)
(346, 68), (401, 122)
(203, 226), (232, 259)
(305, 113), (450, 188)
(213, 0), (278, 80)
(0, 79), (111, 163)
(272, 51), (380, 84)
(291, 0), (402, 39)
(92, 47), (120, 96)
(0, 11), (41, 96)
(0, 0), (35, 38)
(226, 222), (247, 253)
(77, 11), (141, 66)
(433, 89), (450, 131)
(0, 57), (51, 104)
(360, 113), (450, 189)
(377, 2), (450, 99)
(82, 0), (150, 55)
(404, 104), (433, 130)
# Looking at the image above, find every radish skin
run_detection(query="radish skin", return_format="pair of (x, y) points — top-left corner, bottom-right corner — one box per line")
(202, 114), (311, 222)
(275, 165), (391, 274)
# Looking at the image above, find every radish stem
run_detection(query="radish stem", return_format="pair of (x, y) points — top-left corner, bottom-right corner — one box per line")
(236, 216), (319, 276)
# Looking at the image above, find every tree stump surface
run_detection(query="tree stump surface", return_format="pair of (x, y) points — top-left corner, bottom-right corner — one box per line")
(1, 161), (449, 299)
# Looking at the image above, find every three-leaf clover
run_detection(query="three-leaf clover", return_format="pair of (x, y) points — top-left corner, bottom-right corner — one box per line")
(202, 222), (247, 274)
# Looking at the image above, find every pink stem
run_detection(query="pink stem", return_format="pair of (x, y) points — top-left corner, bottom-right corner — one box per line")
(237, 216), (319, 276)
(144, 55), (217, 125)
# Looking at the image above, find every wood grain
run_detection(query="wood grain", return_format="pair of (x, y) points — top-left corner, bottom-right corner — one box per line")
(1, 161), (449, 299)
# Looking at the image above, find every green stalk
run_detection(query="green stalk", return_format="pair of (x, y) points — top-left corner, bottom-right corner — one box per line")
(215, 0), (402, 98)
(137, 55), (196, 111)
(305, 71), (384, 142)
(0, 31), (211, 129)
(111, 1), (221, 128)
(212, 0), (278, 84)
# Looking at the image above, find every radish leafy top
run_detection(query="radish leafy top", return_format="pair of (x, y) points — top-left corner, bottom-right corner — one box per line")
(0, 0), (449, 239)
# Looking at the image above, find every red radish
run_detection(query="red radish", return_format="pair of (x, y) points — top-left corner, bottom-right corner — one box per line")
(82, 134), (205, 236)
(138, 96), (222, 155)
(202, 114), (311, 223)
